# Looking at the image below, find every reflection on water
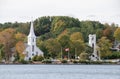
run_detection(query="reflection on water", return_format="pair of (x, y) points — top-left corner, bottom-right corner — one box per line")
(0, 65), (120, 79)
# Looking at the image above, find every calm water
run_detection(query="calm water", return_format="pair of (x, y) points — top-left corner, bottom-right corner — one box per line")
(0, 65), (120, 79)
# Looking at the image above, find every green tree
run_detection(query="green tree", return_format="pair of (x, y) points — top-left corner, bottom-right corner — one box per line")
(51, 16), (80, 37)
(34, 16), (51, 36)
(114, 27), (120, 41)
(70, 40), (85, 58)
(37, 39), (49, 58)
(70, 32), (85, 57)
(45, 38), (61, 58)
(57, 34), (70, 48)
(98, 37), (112, 59)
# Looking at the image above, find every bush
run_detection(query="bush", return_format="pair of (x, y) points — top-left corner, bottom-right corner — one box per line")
(32, 55), (37, 61)
(79, 60), (90, 64)
(61, 59), (67, 63)
(80, 52), (89, 60)
(36, 56), (44, 61)
(73, 60), (79, 64)
(42, 59), (52, 64)
(32, 55), (44, 61)
(19, 59), (28, 64)
(90, 61), (102, 64)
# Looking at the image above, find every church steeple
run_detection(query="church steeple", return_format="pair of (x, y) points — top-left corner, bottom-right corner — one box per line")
(28, 21), (36, 45)
(28, 20), (36, 37)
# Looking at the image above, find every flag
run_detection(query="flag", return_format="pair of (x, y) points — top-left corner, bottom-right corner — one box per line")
(65, 48), (69, 52)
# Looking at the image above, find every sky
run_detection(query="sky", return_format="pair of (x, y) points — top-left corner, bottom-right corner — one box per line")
(0, 0), (120, 25)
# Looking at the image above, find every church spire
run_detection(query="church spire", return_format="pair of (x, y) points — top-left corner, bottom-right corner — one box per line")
(28, 20), (36, 37)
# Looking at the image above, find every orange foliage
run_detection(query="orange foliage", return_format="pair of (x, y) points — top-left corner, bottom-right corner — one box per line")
(15, 41), (25, 54)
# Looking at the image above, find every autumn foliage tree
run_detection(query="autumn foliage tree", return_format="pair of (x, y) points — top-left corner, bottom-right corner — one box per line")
(0, 28), (16, 61)
(15, 32), (26, 61)
(15, 41), (25, 59)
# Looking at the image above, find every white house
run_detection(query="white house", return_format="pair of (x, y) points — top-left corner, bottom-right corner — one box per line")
(110, 40), (120, 51)
(88, 34), (100, 61)
(23, 21), (43, 60)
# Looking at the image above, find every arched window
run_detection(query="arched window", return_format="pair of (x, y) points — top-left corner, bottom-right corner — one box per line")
(33, 39), (34, 42)
(26, 51), (28, 57)
(92, 37), (94, 41)
(32, 45), (34, 52)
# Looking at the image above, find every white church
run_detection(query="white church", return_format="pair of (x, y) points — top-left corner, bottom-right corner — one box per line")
(23, 21), (43, 61)
(88, 34), (100, 61)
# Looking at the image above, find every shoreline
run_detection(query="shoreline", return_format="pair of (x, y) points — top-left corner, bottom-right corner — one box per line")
(0, 63), (120, 65)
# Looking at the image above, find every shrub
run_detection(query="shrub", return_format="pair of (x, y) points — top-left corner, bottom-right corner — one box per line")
(73, 60), (79, 64)
(79, 60), (90, 64)
(80, 52), (89, 60)
(61, 59), (68, 63)
(19, 59), (28, 64)
(42, 59), (52, 64)
(32, 55), (37, 61)
(36, 55), (44, 61)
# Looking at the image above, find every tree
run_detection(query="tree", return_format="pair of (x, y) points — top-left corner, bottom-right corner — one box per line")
(80, 21), (105, 42)
(37, 39), (49, 58)
(15, 41), (25, 59)
(15, 32), (26, 41)
(114, 27), (120, 41)
(103, 23), (116, 41)
(85, 45), (93, 55)
(70, 32), (83, 41)
(51, 16), (80, 37)
(45, 38), (61, 58)
(34, 16), (51, 36)
(70, 32), (85, 57)
(0, 44), (4, 61)
(70, 40), (85, 57)
(0, 28), (16, 61)
(98, 37), (112, 59)
(57, 34), (70, 48)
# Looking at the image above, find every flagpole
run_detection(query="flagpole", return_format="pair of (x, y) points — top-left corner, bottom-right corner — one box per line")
(61, 47), (62, 60)
(68, 50), (69, 60)
(75, 48), (76, 60)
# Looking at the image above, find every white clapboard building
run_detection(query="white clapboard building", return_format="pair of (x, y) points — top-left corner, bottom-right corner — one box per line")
(23, 21), (43, 60)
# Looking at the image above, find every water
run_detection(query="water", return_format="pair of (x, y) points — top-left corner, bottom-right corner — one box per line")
(0, 65), (120, 79)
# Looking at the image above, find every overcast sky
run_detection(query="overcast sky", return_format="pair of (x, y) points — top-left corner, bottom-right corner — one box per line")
(0, 0), (120, 25)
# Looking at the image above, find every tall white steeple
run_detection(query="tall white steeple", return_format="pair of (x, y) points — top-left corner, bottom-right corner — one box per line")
(28, 21), (36, 45)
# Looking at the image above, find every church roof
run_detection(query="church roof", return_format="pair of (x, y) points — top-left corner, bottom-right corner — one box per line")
(28, 21), (36, 37)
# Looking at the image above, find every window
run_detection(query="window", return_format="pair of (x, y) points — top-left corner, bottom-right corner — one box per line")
(32, 53), (34, 56)
(33, 39), (34, 42)
(32, 45), (34, 52)
(26, 51), (28, 57)
(92, 37), (94, 41)
(36, 52), (38, 55)
(92, 43), (94, 48)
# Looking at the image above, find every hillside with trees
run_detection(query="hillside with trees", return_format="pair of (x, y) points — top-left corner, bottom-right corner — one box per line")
(0, 16), (119, 62)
